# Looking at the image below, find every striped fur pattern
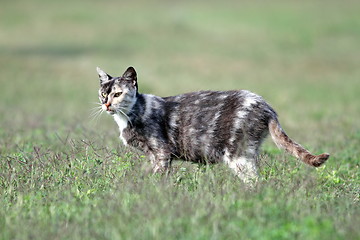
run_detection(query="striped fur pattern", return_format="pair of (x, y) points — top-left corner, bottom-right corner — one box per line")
(96, 66), (330, 182)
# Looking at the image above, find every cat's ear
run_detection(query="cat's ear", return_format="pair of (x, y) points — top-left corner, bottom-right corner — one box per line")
(96, 67), (112, 84)
(122, 67), (137, 87)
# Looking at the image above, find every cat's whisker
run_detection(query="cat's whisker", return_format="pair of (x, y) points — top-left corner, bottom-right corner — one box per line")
(89, 111), (100, 121)
(117, 108), (133, 127)
(89, 107), (102, 117)
(90, 101), (102, 106)
(89, 106), (104, 123)
(90, 111), (101, 120)
(89, 103), (102, 112)
(90, 106), (101, 112)
(118, 106), (142, 121)
(94, 110), (104, 123)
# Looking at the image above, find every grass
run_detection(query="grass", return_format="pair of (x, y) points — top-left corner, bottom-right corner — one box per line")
(0, 0), (359, 239)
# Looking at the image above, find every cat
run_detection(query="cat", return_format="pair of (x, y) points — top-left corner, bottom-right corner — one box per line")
(96, 66), (330, 182)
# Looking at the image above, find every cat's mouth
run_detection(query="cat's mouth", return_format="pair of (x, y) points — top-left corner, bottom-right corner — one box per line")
(106, 108), (116, 115)
(102, 104), (116, 115)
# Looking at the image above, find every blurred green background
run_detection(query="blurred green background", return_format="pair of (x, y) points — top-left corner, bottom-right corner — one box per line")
(1, 0), (359, 132)
(0, 0), (359, 239)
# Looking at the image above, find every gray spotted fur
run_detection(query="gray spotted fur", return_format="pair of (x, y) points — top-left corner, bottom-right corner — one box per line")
(96, 67), (329, 182)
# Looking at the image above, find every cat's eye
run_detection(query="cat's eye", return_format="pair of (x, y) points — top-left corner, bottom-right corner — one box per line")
(114, 92), (122, 98)
(101, 92), (107, 98)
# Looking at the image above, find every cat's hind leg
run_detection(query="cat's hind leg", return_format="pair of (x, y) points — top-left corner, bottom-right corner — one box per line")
(223, 150), (259, 184)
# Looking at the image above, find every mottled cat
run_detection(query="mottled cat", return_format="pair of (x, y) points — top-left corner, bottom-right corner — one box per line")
(96, 66), (329, 182)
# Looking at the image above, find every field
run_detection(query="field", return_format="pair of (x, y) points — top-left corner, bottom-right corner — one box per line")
(0, 0), (359, 239)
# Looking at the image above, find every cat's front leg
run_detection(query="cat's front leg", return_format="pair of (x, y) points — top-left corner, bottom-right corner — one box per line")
(149, 153), (171, 174)
(152, 159), (171, 174)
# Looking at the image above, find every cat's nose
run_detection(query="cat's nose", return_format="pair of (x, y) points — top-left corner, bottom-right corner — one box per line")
(105, 102), (111, 110)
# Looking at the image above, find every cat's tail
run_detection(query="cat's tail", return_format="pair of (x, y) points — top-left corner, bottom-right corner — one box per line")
(268, 118), (329, 167)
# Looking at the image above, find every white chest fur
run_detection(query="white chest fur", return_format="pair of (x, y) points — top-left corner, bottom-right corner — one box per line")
(113, 114), (128, 146)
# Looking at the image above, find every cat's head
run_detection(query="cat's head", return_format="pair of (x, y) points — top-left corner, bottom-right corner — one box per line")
(97, 66), (138, 115)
